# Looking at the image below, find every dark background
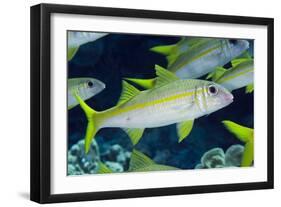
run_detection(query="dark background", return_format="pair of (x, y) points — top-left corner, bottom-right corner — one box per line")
(68, 33), (254, 169)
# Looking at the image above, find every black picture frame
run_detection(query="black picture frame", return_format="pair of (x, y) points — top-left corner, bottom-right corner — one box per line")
(30, 3), (274, 204)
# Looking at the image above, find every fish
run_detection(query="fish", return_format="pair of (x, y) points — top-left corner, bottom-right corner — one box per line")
(68, 31), (108, 61)
(207, 58), (254, 93)
(222, 120), (254, 167)
(68, 78), (105, 110)
(126, 39), (249, 90)
(97, 149), (178, 173)
(152, 38), (249, 79)
(73, 65), (233, 153)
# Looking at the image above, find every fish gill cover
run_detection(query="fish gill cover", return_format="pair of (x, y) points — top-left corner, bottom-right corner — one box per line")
(67, 31), (254, 175)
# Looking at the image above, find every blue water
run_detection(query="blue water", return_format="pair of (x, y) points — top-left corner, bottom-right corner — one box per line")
(68, 33), (254, 170)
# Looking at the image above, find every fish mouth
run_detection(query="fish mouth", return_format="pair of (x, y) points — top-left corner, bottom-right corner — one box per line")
(224, 93), (234, 104)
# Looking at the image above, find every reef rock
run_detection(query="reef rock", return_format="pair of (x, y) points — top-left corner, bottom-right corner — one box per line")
(67, 139), (100, 175)
(195, 144), (245, 169)
(101, 144), (131, 172)
(104, 161), (124, 172)
(201, 148), (225, 168)
(225, 144), (244, 167)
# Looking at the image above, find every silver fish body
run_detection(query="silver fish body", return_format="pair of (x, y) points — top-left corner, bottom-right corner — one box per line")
(170, 39), (249, 79)
(216, 59), (254, 91)
(101, 79), (233, 129)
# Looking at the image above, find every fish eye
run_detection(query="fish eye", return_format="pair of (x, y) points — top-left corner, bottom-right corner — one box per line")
(208, 85), (218, 96)
(229, 39), (238, 45)
(87, 81), (94, 88)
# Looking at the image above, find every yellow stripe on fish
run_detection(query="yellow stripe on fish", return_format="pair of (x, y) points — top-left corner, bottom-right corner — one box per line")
(170, 42), (224, 73)
(108, 88), (203, 117)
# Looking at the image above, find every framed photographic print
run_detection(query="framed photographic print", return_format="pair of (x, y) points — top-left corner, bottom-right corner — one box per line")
(30, 3), (274, 203)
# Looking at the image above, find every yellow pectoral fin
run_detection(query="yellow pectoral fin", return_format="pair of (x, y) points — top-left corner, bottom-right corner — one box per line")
(241, 141), (254, 167)
(123, 128), (145, 145)
(177, 120), (194, 143)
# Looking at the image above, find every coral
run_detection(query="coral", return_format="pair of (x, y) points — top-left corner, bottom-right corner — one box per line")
(67, 139), (100, 175)
(104, 161), (124, 172)
(195, 144), (245, 169)
(225, 144), (244, 167)
(201, 148), (225, 168)
(68, 140), (132, 175)
(100, 144), (131, 172)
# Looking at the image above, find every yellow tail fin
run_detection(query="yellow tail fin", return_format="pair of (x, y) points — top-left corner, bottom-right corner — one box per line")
(73, 91), (100, 153)
(222, 120), (254, 167)
(222, 120), (253, 143)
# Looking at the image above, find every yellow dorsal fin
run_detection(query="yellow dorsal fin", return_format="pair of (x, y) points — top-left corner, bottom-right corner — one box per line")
(123, 128), (145, 145)
(245, 84), (254, 93)
(124, 78), (156, 89)
(206, 67), (227, 81)
(129, 149), (155, 171)
(231, 58), (250, 67)
(117, 81), (140, 106)
(177, 120), (194, 143)
(154, 64), (179, 88)
(167, 54), (179, 67)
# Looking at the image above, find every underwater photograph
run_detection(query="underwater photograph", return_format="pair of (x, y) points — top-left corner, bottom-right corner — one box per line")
(67, 31), (254, 175)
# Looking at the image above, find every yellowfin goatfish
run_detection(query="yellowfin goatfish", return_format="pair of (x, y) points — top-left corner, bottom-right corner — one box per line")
(68, 31), (108, 61)
(98, 149), (179, 173)
(126, 39), (249, 90)
(68, 78), (105, 110)
(222, 120), (254, 167)
(207, 58), (254, 93)
(152, 38), (249, 79)
(73, 65), (233, 153)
